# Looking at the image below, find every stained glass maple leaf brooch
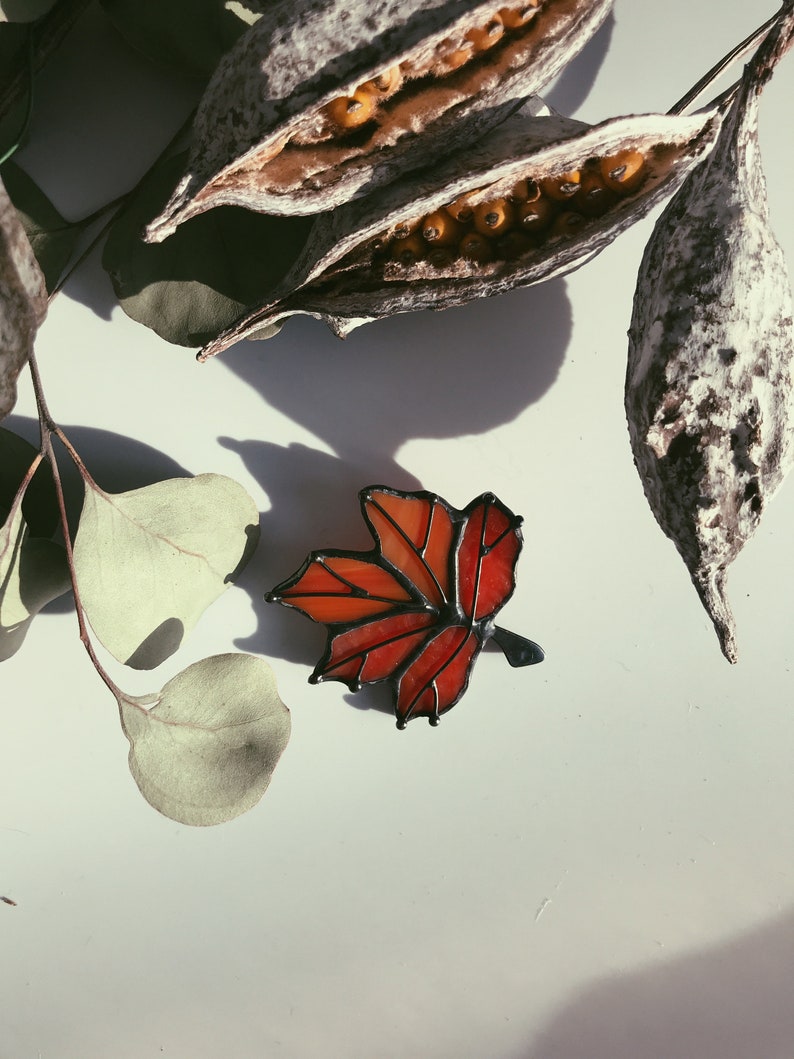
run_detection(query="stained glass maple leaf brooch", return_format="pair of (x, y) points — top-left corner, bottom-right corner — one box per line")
(267, 486), (544, 728)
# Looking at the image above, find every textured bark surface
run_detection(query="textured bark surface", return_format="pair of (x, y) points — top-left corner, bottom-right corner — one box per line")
(625, 7), (794, 662)
(0, 179), (47, 421)
(146, 0), (614, 234)
(199, 100), (731, 358)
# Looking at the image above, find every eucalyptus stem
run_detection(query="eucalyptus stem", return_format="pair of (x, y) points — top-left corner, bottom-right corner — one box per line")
(26, 344), (124, 700)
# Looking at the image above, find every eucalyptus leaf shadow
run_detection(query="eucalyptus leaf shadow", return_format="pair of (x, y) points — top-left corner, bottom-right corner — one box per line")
(220, 277), (572, 463)
(526, 908), (794, 1059)
(218, 437), (422, 669)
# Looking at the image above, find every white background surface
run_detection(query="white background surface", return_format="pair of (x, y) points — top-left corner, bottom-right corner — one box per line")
(3, 3), (794, 1057)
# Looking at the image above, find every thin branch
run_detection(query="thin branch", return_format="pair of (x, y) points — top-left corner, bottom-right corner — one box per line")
(26, 345), (124, 700)
(669, 7), (783, 115)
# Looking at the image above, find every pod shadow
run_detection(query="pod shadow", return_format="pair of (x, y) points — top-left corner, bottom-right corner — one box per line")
(526, 908), (794, 1059)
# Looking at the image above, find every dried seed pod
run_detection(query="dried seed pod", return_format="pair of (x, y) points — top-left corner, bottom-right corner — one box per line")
(0, 179), (47, 421)
(625, 6), (794, 663)
(197, 98), (734, 359)
(145, 0), (615, 236)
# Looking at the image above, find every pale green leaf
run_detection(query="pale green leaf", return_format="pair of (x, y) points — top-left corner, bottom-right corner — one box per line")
(0, 499), (70, 660)
(118, 653), (290, 825)
(0, 0), (58, 23)
(73, 473), (259, 670)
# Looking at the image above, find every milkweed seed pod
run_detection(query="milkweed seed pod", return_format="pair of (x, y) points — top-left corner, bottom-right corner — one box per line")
(144, 0), (614, 237)
(0, 180), (47, 421)
(624, 4), (794, 663)
(198, 97), (734, 359)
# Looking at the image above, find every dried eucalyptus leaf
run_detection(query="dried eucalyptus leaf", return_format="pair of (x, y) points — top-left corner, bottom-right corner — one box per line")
(1, 498), (70, 661)
(0, 176), (46, 420)
(0, 426), (58, 535)
(200, 99), (731, 358)
(1, 161), (87, 292)
(73, 474), (259, 670)
(118, 653), (290, 826)
(102, 151), (311, 347)
(0, 0), (58, 22)
(99, 0), (261, 80)
(146, 0), (614, 235)
(625, 5), (794, 662)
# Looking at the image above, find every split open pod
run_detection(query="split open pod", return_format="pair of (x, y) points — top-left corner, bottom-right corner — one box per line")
(145, 0), (614, 236)
(198, 94), (735, 359)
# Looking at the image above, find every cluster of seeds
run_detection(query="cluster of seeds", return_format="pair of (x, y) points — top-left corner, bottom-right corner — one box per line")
(378, 149), (648, 269)
(313, 4), (543, 138)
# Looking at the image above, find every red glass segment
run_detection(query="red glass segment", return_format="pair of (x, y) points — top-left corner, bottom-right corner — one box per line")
(396, 626), (480, 725)
(317, 611), (436, 686)
(364, 489), (453, 607)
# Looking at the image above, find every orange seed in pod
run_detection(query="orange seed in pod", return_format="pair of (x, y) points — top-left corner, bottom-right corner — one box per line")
(576, 167), (618, 217)
(392, 217), (421, 240)
(498, 4), (539, 30)
(496, 230), (534, 261)
(459, 231), (496, 264)
(540, 171), (581, 201)
(446, 193), (478, 223)
(427, 246), (457, 269)
(422, 209), (464, 247)
(517, 196), (556, 233)
(600, 150), (646, 194)
(473, 198), (515, 237)
(549, 211), (586, 239)
(324, 87), (377, 130)
(510, 178), (541, 203)
(362, 67), (402, 96)
(391, 233), (427, 266)
(465, 15), (505, 52)
(434, 39), (475, 74)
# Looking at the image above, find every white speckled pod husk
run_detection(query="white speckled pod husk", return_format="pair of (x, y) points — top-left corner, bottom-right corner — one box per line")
(625, 5), (794, 663)
(198, 97), (732, 358)
(146, 0), (614, 236)
(0, 179), (47, 421)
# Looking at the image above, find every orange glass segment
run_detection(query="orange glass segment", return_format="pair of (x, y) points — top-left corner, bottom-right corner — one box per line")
(277, 555), (413, 623)
(396, 626), (479, 724)
(457, 499), (520, 620)
(320, 612), (435, 684)
(365, 491), (452, 606)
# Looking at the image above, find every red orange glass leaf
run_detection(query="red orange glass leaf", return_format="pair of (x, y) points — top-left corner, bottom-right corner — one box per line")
(267, 485), (542, 728)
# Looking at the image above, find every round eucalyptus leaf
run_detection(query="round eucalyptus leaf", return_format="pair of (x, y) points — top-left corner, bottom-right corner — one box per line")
(118, 653), (291, 826)
(102, 151), (312, 347)
(73, 473), (259, 669)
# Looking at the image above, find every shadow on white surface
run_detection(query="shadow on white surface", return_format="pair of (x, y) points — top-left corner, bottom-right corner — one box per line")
(527, 910), (794, 1059)
(218, 278), (571, 672)
(545, 10), (615, 116)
